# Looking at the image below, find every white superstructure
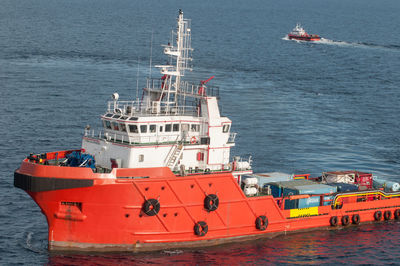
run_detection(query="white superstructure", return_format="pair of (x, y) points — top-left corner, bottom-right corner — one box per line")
(289, 23), (307, 36)
(82, 10), (249, 174)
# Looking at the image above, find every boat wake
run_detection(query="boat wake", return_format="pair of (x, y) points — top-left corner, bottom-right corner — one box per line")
(283, 36), (400, 52)
(318, 38), (400, 52)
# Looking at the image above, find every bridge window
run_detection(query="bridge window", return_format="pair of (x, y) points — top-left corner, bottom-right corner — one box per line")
(105, 113), (113, 118)
(111, 122), (119, 131)
(140, 125), (147, 133)
(191, 124), (200, 132)
(120, 123), (127, 132)
(104, 120), (112, 129)
(173, 124), (180, 132)
(165, 124), (172, 132)
(129, 125), (138, 133)
(150, 125), (156, 133)
(159, 125), (163, 132)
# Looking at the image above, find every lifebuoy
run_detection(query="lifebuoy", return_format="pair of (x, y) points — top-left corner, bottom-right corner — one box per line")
(384, 210), (391, 220)
(204, 194), (219, 211)
(190, 136), (197, 144)
(255, 215), (268, 231)
(374, 211), (382, 221)
(142, 199), (160, 216)
(194, 221), (208, 236)
(352, 214), (360, 225)
(341, 215), (350, 226)
(330, 216), (338, 226)
(394, 209), (400, 220)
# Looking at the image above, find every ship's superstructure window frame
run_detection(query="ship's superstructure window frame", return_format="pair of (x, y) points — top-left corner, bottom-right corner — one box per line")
(173, 123), (180, 132)
(191, 124), (200, 132)
(140, 125), (147, 133)
(129, 124), (138, 133)
(120, 123), (127, 132)
(104, 120), (112, 129)
(165, 124), (172, 132)
(149, 124), (156, 133)
(111, 121), (119, 131)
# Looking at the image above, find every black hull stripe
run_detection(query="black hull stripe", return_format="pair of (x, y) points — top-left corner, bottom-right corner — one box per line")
(14, 172), (94, 192)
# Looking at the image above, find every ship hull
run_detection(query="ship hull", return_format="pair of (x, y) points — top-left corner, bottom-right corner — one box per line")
(15, 151), (400, 253)
(288, 35), (321, 41)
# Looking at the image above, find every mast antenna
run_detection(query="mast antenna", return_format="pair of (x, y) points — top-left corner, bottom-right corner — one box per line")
(149, 30), (153, 79)
(136, 57), (140, 100)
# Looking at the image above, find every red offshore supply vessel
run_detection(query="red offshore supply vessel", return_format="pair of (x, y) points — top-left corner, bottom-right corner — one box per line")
(287, 23), (321, 41)
(14, 10), (400, 252)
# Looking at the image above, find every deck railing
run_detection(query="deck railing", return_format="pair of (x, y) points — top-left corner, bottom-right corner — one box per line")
(84, 129), (204, 146)
(107, 101), (200, 117)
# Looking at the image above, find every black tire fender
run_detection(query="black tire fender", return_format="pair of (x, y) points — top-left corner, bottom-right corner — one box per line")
(194, 221), (208, 236)
(341, 215), (350, 226)
(255, 215), (268, 231)
(352, 214), (360, 225)
(394, 209), (400, 220)
(142, 198), (160, 216)
(204, 194), (219, 211)
(330, 216), (338, 226)
(384, 210), (392, 221)
(374, 211), (382, 221)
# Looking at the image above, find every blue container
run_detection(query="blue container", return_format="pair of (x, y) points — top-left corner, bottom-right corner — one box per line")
(266, 180), (315, 198)
(283, 183), (337, 209)
(329, 182), (358, 192)
(290, 184), (337, 195)
(266, 183), (282, 197)
(298, 196), (321, 208)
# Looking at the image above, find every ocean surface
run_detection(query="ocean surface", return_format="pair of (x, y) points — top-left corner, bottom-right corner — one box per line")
(1, 0), (400, 264)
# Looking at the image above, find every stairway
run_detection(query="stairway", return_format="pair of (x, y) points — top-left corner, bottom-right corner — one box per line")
(166, 144), (184, 169)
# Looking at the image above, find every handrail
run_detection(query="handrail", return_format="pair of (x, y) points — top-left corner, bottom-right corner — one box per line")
(332, 190), (400, 208)
(106, 101), (199, 117)
(84, 129), (206, 146)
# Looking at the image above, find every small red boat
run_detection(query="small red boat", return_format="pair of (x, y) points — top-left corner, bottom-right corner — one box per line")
(288, 23), (321, 41)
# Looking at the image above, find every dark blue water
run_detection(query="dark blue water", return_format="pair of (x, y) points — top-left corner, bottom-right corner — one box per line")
(1, 0), (400, 264)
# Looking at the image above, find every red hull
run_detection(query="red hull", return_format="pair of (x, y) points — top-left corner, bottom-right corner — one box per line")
(14, 150), (400, 252)
(288, 34), (321, 41)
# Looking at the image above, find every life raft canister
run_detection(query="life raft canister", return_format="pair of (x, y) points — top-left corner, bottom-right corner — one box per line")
(194, 221), (208, 236)
(204, 194), (219, 211)
(142, 199), (160, 216)
(255, 215), (268, 231)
